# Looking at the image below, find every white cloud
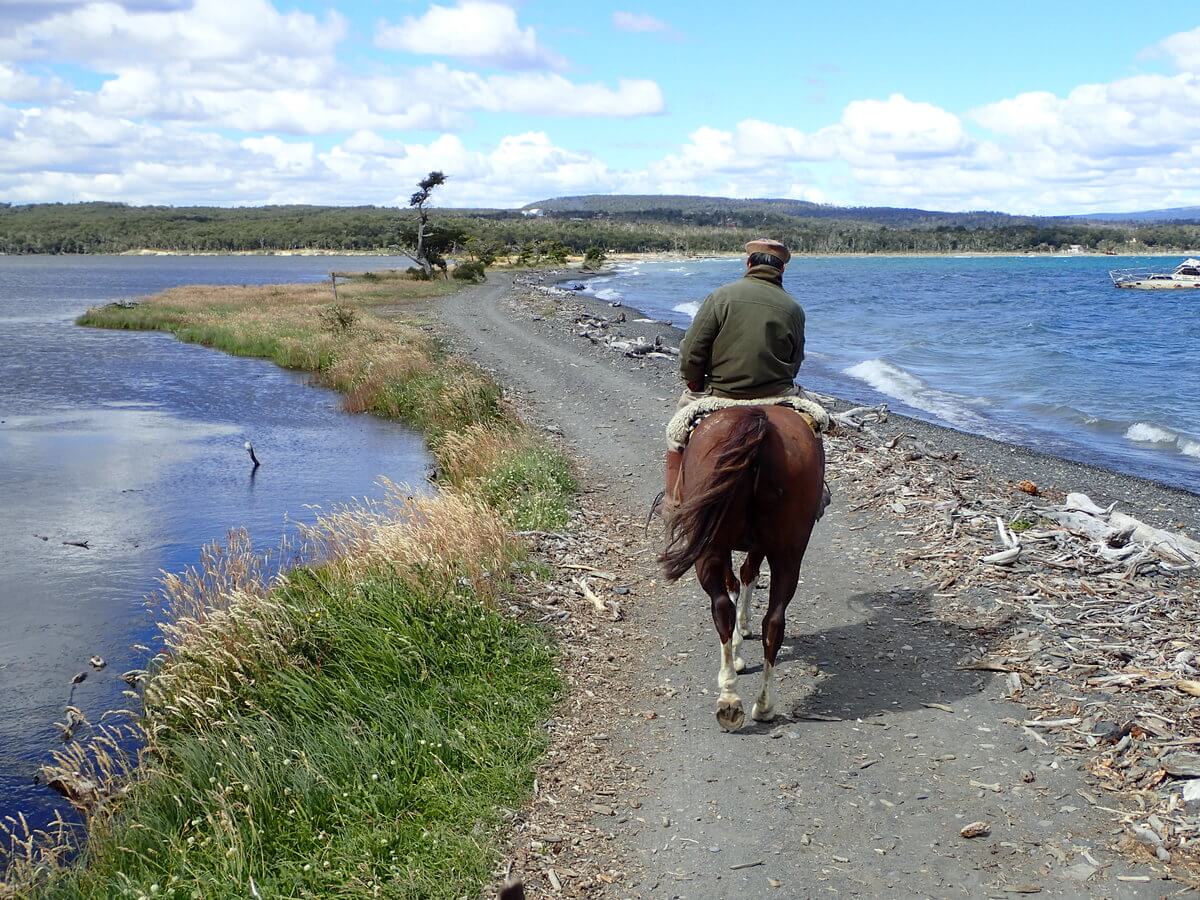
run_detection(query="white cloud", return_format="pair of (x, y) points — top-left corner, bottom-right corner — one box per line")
(0, 64), (69, 102)
(376, 1), (565, 70)
(613, 11), (673, 34)
(2, 0), (344, 68)
(1159, 25), (1200, 73)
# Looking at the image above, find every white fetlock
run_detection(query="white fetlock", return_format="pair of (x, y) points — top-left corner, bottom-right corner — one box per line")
(737, 582), (753, 637)
(730, 596), (747, 672)
(716, 640), (743, 731)
(752, 662), (776, 722)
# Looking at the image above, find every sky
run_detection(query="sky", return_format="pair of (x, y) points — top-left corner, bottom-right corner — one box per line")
(2, 1), (1200, 214)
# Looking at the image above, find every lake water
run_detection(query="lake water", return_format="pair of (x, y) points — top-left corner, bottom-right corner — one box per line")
(579, 256), (1200, 494)
(0, 255), (429, 834)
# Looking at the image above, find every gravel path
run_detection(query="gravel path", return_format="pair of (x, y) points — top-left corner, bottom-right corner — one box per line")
(434, 272), (1180, 898)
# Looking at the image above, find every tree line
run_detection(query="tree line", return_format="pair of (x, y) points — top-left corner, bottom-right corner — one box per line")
(2, 200), (1198, 256)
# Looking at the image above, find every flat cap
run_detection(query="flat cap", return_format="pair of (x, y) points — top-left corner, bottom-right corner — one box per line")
(744, 238), (790, 264)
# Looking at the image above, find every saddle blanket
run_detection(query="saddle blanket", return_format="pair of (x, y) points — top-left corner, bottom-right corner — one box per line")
(666, 394), (831, 451)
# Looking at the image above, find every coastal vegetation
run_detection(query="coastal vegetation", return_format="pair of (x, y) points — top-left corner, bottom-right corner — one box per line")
(3, 200), (1200, 257)
(2, 274), (575, 897)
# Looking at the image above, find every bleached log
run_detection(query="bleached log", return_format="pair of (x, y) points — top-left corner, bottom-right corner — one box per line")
(1107, 512), (1200, 565)
(1039, 508), (1118, 542)
(1063, 492), (1115, 517)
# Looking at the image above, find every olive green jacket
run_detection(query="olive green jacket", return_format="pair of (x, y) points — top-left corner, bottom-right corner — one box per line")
(678, 265), (805, 398)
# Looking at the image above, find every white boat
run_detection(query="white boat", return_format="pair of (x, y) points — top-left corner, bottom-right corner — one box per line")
(1110, 258), (1200, 289)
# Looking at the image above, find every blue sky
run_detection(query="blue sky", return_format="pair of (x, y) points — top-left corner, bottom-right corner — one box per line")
(2, 0), (1199, 212)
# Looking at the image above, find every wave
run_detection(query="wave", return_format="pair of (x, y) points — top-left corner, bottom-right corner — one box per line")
(1125, 422), (1177, 443)
(842, 358), (987, 429)
(593, 288), (623, 302)
(673, 301), (700, 318)
(1125, 421), (1200, 458)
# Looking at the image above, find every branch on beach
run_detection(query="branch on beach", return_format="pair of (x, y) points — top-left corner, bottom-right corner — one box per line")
(831, 404), (890, 431)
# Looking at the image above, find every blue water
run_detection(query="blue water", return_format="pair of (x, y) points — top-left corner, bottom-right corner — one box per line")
(581, 256), (1200, 493)
(0, 255), (428, 834)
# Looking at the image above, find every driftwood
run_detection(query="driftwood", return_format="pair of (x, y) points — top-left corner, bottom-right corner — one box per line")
(831, 404), (889, 431)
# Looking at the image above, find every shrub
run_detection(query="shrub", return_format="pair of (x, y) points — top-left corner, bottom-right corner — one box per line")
(582, 246), (606, 270)
(318, 303), (357, 333)
(452, 260), (486, 283)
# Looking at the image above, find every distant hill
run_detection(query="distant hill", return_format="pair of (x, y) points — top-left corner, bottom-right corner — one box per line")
(521, 194), (1045, 228)
(1070, 206), (1200, 224)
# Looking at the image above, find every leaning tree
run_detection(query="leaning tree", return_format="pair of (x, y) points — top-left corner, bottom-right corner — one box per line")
(405, 171), (446, 277)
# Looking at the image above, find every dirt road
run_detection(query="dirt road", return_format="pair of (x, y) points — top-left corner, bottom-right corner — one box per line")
(437, 273), (1169, 898)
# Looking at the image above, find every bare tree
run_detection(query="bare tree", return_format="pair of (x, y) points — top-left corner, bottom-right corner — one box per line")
(407, 171), (446, 277)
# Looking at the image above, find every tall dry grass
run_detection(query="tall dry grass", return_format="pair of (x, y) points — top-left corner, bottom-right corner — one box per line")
(4, 484), (556, 899)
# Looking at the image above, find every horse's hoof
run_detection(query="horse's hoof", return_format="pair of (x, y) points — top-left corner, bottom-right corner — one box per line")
(716, 698), (745, 732)
(751, 701), (776, 722)
(738, 624), (751, 638)
(734, 655), (747, 673)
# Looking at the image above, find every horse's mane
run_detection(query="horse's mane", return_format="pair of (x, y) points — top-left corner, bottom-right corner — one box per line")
(660, 407), (770, 582)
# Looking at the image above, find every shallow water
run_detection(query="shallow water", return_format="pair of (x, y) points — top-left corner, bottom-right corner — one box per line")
(579, 256), (1200, 493)
(0, 255), (429, 832)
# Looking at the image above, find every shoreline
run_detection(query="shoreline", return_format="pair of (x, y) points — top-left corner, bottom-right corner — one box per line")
(2, 273), (577, 897)
(558, 266), (1200, 515)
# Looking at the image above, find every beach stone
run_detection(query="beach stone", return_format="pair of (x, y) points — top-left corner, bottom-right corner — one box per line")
(1161, 752), (1200, 778)
(1181, 780), (1200, 808)
(1061, 862), (1097, 882)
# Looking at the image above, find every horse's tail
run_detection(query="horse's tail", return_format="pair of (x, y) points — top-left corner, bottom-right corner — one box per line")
(659, 407), (770, 582)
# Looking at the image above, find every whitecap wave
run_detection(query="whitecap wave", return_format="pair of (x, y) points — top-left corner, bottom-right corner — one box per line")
(1123, 422), (1200, 458)
(673, 301), (700, 318)
(843, 358), (986, 429)
(1125, 422), (1177, 443)
(594, 288), (623, 302)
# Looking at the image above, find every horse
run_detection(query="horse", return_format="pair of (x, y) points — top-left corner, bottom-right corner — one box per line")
(660, 404), (825, 732)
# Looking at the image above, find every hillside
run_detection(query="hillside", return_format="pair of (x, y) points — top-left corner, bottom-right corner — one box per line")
(1072, 206), (1200, 224)
(521, 194), (1041, 228)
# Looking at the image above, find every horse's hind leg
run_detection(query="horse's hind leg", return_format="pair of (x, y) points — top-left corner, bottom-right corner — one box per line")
(753, 555), (802, 722)
(698, 555), (744, 732)
(737, 550), (764, 639)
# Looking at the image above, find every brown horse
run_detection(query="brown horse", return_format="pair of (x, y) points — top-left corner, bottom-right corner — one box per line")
(660, 405), (825, 731)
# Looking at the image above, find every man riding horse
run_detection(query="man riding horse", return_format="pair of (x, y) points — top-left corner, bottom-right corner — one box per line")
(658, 238), (830, 731)
(664, 238), (805, 508)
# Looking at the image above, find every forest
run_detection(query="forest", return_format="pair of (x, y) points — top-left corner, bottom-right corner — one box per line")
(2, 200), (1199, 256)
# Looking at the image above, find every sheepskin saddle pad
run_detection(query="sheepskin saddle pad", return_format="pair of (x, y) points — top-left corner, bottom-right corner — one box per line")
(666, 395), (831, 451)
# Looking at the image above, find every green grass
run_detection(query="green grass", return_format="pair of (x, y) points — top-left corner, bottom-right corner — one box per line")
(38, 566), (558, 900)
(478, 447), (577, 532)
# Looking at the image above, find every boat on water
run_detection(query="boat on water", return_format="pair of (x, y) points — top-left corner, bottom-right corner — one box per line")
(1110, 258), (1200, 289)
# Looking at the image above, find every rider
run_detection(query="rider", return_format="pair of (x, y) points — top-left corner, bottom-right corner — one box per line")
(665, 238), (806, 504)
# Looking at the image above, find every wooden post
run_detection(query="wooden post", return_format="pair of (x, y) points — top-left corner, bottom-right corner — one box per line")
(330, 272), (338, 302)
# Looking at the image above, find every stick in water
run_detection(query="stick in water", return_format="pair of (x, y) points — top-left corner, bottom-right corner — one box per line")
(244, 441), (261, 469)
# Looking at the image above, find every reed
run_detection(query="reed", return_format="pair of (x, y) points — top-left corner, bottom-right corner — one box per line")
(2, 276), (571, 896)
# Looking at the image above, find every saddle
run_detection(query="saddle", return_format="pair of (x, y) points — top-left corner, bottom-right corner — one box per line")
(666, 394), (830, 451)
